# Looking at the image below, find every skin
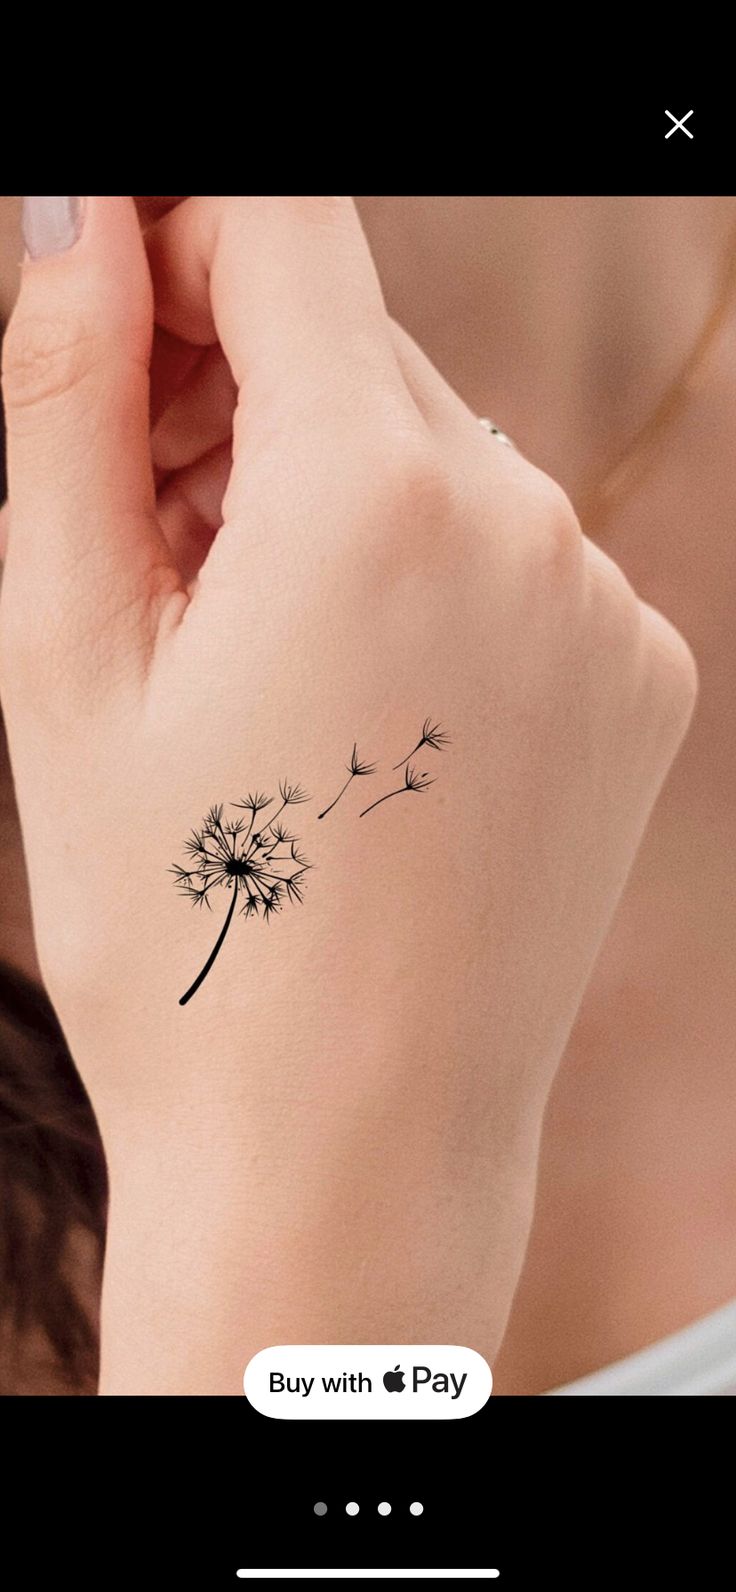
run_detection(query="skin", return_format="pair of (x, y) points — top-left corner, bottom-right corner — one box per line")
(0, 199), (720, 1394)
(365, 197), (736, 1393)
(0, 195), (697, 1394)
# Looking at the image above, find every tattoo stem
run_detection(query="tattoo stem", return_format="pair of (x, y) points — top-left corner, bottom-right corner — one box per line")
(360, 786), (407, 818)
(179, 878), (239, 1006)
(318, 774), (353, 821)
(393, 743), (422, 771)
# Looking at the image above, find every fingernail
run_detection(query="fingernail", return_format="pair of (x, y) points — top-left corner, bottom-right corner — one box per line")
(22, 197), (83, 259)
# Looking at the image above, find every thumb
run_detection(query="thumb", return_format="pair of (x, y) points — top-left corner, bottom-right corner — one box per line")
(1, 197), (178, 683)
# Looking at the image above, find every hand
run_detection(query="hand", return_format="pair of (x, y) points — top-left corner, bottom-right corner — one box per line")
(0, 197), (697, 1391)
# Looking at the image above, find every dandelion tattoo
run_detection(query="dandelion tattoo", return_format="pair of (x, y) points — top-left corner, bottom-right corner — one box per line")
(172, 783), (312, 1006)
(360, 762), (436, 819)
(317, 744), (377, 821)
(393, 718), (452, 770)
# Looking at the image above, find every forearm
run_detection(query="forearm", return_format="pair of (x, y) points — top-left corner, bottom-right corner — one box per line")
(98, 1064), (539, 1396)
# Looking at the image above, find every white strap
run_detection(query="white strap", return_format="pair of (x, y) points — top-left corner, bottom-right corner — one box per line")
(548, 1299), (736, 1396)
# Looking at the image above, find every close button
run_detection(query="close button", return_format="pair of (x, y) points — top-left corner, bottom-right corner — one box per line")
(665, 109), (694, 139)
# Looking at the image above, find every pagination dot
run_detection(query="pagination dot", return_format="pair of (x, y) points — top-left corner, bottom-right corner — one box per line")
(378, 1502), (391, 1516)
(346, 1502), (360, 1516)
(313, 1502), (328, 1517)
(409, 1501), (424, 1516)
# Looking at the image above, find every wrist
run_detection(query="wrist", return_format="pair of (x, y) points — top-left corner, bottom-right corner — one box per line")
(98, 1099), (540, 1395)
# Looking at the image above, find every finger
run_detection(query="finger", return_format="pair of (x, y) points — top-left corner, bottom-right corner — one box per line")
(156, 441), (230, 585)
(134, 196), (188, 230)
(149, 323), (204, 431)
(390, 320), (533, 497)
(145, 196), (402, 412)
(151, 344), (236, 474)
(1, 197), (180, 675)
(390, 320), (488, 437)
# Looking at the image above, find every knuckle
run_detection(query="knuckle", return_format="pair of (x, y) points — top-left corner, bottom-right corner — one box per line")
(356, 432), (466, 578)
(637, 602), (699, 739)
(385, 442), (455, 522)
(531, 474), (585, 582)
(504, 463), (585, 591)
(583, 538), (641, 645)
(582, 540), (699, 751)
(381, 436), (456, 528)
(2, 311), (105, 415)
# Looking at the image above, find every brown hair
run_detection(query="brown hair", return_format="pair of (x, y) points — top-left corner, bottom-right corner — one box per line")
(0, 959), (107, 1393)
(0, 323), (107, 1395)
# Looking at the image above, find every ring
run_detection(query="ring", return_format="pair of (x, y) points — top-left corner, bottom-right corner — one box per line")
(478, 417), (515, 447)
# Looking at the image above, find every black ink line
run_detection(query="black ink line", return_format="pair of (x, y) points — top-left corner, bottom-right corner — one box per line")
(393, 719), (452, 770)
(360, 763), (436, 818)
(318, 744), (377, 820)
(172, 789), (312, 1004)
(179, 879), (239, 1006)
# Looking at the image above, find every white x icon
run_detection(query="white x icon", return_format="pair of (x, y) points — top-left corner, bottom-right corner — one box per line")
(665, 108), (694, 139)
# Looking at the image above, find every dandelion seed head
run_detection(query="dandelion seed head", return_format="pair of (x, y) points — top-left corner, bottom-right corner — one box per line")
(404, 763), (436, 793)
(224, 856), (254, 878)
(349, 745), (378, 777)
(420, 719), (451, 752)
(270, 822), (295, 845)
(234, 791), (273, 816)
(174, 791), (311, 973)
(279, 779), (309, 807)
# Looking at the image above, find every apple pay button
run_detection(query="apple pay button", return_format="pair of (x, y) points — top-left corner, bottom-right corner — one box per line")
(243, 1346), (492, 1419)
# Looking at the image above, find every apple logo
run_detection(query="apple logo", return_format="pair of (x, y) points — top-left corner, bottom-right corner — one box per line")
(383, 1365), (406, 1393)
